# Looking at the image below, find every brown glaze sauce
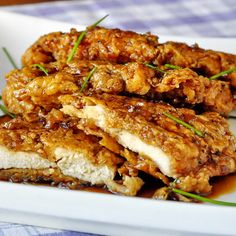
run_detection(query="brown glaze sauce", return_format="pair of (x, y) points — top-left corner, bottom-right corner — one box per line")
(74, 174), (236, 200)
(0, 116), (236, 200)
(209, 174), (236, 199)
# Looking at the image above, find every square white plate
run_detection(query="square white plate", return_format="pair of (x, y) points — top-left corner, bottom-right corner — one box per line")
(0, 11), (236, 236)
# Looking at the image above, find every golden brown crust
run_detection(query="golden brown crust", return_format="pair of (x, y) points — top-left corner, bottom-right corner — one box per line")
(22, 27), (159, 66)
(0, 168), (84, 189)
(60, 93), (236, 193)
(78, 119), (169, 185)
(4, 61), (234, 117)
(0, 117), (122, 167)
(176, 153), (236, 193)
(2, 26), (236, 197)
(155, 42), (236, 87)
(21, 27), (236, 88)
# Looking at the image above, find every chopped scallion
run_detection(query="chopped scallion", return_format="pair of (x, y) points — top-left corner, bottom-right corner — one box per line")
(172, 188), (236, 207)
(2, 47), (18, 69)
(228, 115), (236, 119)
(67, 31), (87, 63)
(143, 63), (165, 73)
(80, 66), (97, 92)
(163, 112), (204, 137)
(89, 14), (109, 28)
(164, 64), (182, 70)
(32, 64), (49, 76)
(209, 68), (236, 80)
(0, 104), (16, 119)
(67, 14), (109, 63)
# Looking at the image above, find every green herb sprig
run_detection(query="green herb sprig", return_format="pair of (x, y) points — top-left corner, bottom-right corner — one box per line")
(172, 188), (236, 207)
(89, 14), (109, 28)
(143, 63), (165, 73)
(0, 104), (16, 119)
(228, 115), (236, 119)
(164, 64), (182, 70)
(163, 112), (204, 137)
(2, 47), (18, 69)
(209, 68), (236, 80)
(67, 14), (109, 63)
(32, 64), (49, 76)
(145, 63), (236, 82)
(80, 66), (97, 92)
(0, 96), (16, 118)
(143, 63), (182, 73)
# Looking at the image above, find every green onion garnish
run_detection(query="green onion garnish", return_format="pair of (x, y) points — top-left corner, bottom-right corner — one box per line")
(228, 115), (236, 119)
(143, 63), (165, 73)
(164, 64), (182, 70)
(2, 47), (18, 69)
(67, 31), (87, 63)
(32, 64), (49, 76)
(209, 68), (236, 80)
(80, 66), (97, 93)
(163, 112), (204, 137)
(0, 95), (2, 100)
(67, 14), (109, 63)
(0, 104), (16, 119)
(89, 14), (109, 28)
(172, 188), (236, 207)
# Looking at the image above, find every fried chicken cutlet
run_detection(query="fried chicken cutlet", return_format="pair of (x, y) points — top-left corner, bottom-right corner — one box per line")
(3, 61), (233, 118)
(21, 27), (236, 87)
(60, 93), (236, 194)
(0, 117), (143, 196)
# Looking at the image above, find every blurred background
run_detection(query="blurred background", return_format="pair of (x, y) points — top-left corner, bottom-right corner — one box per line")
(0, 0), (56, 5)
(0, 0), (236, 37)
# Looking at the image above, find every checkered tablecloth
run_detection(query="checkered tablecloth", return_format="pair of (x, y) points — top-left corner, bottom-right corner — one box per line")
(2, 0), (236, 37)
(0, 0), (236, 235)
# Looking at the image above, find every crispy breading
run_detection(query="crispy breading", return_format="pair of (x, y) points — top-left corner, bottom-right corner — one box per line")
(0, 168), (83, 188)
(21, 27), (159, 66)
(60, 93), (236, 193)
(155, 42), (236, 87)
(3, 61), (233, 117)
(0, 117), (143, 196)
(76, 120), (170, 185)
(2, 25), (236, 198)
(21, 27), (236, 87)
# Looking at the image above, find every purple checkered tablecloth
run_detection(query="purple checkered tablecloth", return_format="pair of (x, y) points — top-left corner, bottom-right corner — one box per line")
(0, 0), (236, 235)
(2, 0), (236, 37)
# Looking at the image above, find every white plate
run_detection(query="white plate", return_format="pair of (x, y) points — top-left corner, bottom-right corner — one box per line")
(0, 11), (236, 236)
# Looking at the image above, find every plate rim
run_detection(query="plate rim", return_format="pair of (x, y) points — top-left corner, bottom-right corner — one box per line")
(0, 10), (236, 235)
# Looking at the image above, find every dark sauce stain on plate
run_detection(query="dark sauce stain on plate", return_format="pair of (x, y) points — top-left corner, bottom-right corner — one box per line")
(76, 174), (236, 200)
(0, 116), (235, 200)
(209, 174), (236, 199)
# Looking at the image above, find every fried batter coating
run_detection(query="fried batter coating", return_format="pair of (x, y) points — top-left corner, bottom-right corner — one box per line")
(2, 25), (236, 198)
(3, 61), (233, 118)
(60, 93), (236, 194)
(0, 117), (143, 196)
(22, 27), (159, 66)
(21, 27), (236, 87)
(155, 42), (236, 87)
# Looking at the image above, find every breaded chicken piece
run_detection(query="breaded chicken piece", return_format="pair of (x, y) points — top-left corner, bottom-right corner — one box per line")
(3, 61), (233, 117)
(0, 117), (143, 196)
(21, 27), (159, 66)
(60, 93), (236, 194)
(155, 42), (236, 87)
(21, 27), (236, 87)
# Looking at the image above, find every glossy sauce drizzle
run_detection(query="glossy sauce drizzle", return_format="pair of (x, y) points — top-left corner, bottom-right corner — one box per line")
(209, 174), (236, 199)
(76, 175), (236, 200)
(0, 116), (235, 200)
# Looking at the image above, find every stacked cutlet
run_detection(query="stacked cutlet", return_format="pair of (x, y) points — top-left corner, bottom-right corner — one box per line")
(1, 26), (236, 197)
